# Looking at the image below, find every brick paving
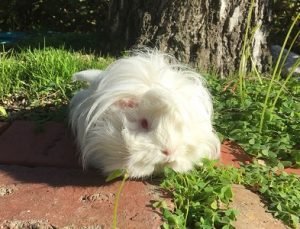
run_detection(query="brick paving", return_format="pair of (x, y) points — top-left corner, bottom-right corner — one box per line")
(0, 121), (166, 228)
(0, 121), (79, 168)
(0, 165), (161, 228)
(0, 120), (298, 228)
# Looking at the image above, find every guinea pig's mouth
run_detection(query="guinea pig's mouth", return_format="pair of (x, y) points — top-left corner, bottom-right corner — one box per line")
(162, 157), (175, 165)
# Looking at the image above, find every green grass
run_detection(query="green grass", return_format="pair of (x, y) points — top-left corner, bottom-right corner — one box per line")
(0, 47), (113, 121)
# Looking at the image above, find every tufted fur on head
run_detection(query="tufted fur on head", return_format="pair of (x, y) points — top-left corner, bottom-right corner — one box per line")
(69, 49), (220, 178)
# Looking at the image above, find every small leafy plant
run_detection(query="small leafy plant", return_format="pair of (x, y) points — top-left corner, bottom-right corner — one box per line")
(242, 162), (300, 228)
(210, 74), (300, 167)
(158, 160), (300, 228)
(158, 160), (241, 229)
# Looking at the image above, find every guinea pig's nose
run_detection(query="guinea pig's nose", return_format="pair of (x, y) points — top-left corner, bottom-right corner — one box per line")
(161, 149), (171, 156)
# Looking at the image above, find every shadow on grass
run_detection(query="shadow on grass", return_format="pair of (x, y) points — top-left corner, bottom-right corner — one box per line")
(1, 32), (123, 57)
(1, 103), (68, 123)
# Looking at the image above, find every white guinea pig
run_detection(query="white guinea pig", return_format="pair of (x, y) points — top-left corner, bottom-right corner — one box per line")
(69, 50), (220, 178)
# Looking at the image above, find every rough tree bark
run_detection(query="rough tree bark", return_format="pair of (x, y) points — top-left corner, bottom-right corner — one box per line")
(107, 0), (272, 77)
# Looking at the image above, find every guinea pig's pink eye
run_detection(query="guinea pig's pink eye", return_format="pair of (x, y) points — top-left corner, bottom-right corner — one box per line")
(140, 118), (149, 130)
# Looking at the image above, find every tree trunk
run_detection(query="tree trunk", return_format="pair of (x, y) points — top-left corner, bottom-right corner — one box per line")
(107, 0), (272, 77)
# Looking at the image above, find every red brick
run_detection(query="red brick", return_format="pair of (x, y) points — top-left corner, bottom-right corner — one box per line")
(0, 121), (80, 168)
(284, 168), (300, 176)
(0, 122), (10, 135)
(0, 165), (163, 228)
(220, 141), (300, 176)
(220, 141), (252, 167)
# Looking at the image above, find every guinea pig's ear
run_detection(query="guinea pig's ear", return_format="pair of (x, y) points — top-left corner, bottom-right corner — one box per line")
(141, 89), (174, 112)
(115, 98), (139, 109)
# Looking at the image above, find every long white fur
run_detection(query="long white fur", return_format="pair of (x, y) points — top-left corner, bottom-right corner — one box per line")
(69, 49), (220, 178)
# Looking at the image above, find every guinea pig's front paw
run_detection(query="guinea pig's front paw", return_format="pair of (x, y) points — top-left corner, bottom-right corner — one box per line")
(167, 159), (194, 173)
(126, 164), (156, 178)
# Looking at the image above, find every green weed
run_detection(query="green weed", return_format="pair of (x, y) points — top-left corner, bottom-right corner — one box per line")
(157, 160), (300, 228)
(242, 163), (300, 228)
(212, 12), (300, 167)
(105, 170), (129, 229)
(158, 160), (241, 229)
(210, 74), (300, 167)
(259, 14), (300, 133)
